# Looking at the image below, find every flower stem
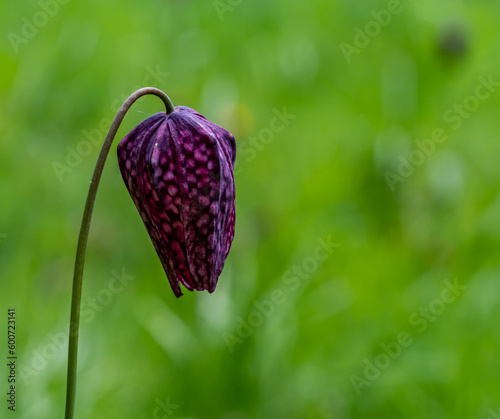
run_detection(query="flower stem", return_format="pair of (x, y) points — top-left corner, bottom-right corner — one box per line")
(64, 87), (174, 419)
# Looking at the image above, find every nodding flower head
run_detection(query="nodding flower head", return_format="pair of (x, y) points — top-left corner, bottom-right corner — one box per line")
(117, 106), (236, 297)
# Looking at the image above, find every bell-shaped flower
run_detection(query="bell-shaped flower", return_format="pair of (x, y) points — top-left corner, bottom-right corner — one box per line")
(117, 106), (236, 297)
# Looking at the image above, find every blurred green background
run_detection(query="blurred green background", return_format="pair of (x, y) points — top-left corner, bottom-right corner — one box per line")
(2, 0), (500, 418)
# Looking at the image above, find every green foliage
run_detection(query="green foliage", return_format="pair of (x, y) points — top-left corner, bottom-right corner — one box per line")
(2, 0), (500, 417)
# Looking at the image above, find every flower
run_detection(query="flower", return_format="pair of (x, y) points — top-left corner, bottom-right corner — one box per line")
(117, 106), (236, 297)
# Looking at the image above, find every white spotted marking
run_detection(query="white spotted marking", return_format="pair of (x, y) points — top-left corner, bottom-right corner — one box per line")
(168, 185), (178, 195)
(198, 195), (210, 206)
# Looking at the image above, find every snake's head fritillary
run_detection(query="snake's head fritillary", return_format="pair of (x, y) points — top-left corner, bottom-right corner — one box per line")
(117, 106), (236, 297)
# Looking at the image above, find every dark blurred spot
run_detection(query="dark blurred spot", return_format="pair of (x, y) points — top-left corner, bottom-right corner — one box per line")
(436, 22), (469, 62)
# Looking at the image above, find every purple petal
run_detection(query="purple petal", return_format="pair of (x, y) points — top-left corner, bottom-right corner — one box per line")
(117, 106), (236, 297)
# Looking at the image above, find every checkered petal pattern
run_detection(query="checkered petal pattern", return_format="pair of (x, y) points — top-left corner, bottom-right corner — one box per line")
(117, 107), (236, 297)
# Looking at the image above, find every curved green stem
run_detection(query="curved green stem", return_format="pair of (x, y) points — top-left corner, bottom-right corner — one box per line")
(64, 87), (174, 419)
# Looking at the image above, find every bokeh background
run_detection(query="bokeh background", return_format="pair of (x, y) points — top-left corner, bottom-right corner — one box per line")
(2, 0), (500, 418)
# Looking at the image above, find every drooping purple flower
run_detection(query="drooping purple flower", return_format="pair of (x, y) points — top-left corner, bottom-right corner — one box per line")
(117, 106), (236, 297)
